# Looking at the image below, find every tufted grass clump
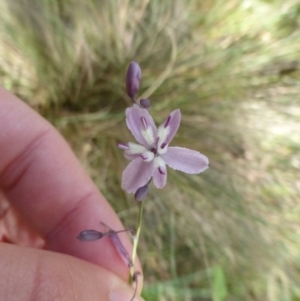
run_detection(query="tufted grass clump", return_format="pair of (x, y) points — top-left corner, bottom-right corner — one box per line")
(1, 0), (300, 300)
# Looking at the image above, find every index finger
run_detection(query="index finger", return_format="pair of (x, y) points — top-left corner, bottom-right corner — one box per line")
(0, 87), (139, 281)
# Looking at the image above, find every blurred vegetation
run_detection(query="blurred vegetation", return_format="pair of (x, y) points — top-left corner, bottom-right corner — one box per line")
(1, 0), (300, 300)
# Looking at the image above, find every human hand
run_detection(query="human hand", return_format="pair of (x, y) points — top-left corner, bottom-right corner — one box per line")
(0, 87), (143, 301)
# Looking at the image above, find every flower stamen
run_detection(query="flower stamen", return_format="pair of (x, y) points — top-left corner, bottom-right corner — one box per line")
(140, 117), (148, 130)
(164, 115), (171, 128)
(158, 167), (165, 175)
(117, 143), (129, 150)
(151, 147), (157, 154)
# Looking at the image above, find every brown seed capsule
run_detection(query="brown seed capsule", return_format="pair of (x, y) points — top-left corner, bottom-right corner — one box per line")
(126, 61), (141, 98)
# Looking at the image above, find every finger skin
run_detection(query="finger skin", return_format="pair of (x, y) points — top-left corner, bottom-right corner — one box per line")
(0, 243), (142, 301)
(0, 87), (141, 281)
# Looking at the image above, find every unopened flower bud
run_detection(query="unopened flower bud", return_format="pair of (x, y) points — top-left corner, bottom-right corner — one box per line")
(126, 61), (141, 98)
(134, 185), (148, 201)
(140, 98), (151, 109)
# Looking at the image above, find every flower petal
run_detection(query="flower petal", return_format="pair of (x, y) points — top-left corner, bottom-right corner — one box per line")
(161, 147), (209, 174)
(153, 166), (167, 189)
(124, 153), (140, 160)
(122, 157), (154, 193)
(158, 109), (181, 146)
(126, 104), (157, 147)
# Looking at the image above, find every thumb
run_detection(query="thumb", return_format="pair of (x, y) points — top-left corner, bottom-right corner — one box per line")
(0, 243), (144, 301)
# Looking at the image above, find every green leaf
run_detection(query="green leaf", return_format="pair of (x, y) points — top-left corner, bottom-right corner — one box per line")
(212, 266), (228, 301)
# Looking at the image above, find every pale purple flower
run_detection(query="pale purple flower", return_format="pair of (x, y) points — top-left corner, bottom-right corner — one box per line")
(118, 104), (209, 193)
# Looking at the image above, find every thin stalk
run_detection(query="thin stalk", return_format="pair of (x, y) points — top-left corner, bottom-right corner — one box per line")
(129, 200), (145, 284)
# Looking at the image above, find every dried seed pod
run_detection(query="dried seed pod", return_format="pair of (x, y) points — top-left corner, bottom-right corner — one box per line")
(77, 230), (103, 241)
(109, 232), (133, 267)
(130, 272), (142, 301)
(100, 222), (133, 267)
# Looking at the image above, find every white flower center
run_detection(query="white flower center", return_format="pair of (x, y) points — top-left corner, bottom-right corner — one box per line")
(157, 145), (168, 155)
(141, 127), (155, 146)
(154, 157), (166, 168)
(154, 156), (166, 173)
(141, 151), (155, 162)
(157, 125), (170, 145)
(127, 142), (147, 154)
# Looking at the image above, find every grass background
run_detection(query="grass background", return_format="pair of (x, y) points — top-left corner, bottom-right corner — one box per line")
(1, 0), (300, 300)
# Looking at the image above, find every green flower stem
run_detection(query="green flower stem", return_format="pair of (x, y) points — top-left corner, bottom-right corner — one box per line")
(130, 200), (144, 284)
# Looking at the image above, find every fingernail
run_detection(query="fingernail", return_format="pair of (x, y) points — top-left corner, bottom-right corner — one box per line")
(110, 288), (145, 301)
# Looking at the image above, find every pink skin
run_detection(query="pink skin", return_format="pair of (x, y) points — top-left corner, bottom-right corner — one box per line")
(0, 88), (141, 285)
(121, 104), (209, 193)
